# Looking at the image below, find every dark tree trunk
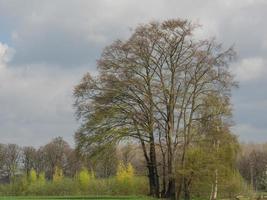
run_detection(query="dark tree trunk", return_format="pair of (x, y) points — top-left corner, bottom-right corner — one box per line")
(177, 181), (182, 200)
(138, 134), (160, 198)
(161, 153), (167, 197)
(183, 178), (191, 200)
(148, 141), (160, 198)
(147, 164), (159, 197)
(165, 178), (176, 200)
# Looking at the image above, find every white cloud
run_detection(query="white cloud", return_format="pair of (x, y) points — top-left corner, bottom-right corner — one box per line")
(0, 0), (267, 144)
(231, 57), (267, 81)
(0, 42), (14, 66)
(0, 43), (90, 146)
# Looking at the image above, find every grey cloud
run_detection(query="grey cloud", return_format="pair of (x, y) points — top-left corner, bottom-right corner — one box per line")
(1, 0), (266, 67)
(0, 0), (266, 145)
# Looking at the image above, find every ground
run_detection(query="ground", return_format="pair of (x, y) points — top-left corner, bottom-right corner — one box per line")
(0, 196), (152, 200)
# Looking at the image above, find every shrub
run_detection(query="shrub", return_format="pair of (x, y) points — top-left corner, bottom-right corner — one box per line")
(53, 166), (63, 183)
(116, 161), (135, 183)
(220, 171), (246, 198)
(38, 171), (46, 185)
(28, 168), (37, 184)
(0, 164), (148, 196)
(27, 177), (80, 196)
(2, 175), (29, 195)
(77, 167), (90, 192)
(115, 161), (137, 195)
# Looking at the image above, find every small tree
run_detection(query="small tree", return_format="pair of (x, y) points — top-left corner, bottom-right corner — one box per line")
(53, 166), (63, 183)
(77, 167), (90, 191)
(126, 163), (134, 179)
(38, 171), (46, 185)
(28, 168), (37, 183)
(116, 161), (135, 183)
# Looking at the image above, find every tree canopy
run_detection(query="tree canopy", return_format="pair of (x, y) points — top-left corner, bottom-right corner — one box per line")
(74, 19), (238, 200)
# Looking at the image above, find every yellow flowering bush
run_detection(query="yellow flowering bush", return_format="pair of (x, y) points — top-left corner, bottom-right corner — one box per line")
(77, 167), (90, 191)
(116, 161), (135, 183)
(38, 171), (46, 185)
(28, 168), (37, 183)
(53, 166), (63, 183)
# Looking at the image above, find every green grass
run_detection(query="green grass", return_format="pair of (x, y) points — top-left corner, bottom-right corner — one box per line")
(0, 196), (153, 200)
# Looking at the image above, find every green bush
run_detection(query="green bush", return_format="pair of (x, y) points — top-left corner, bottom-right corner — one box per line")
(76, 168), (91, 193)
(28, 169), (37, 184)
(0, 174), (148, 196)
(0, 175), (28, 196)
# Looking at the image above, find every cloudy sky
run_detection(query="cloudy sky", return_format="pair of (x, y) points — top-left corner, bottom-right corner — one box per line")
(0, 0), (266, 147)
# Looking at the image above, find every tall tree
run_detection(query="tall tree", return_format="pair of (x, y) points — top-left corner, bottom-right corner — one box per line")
(74, 19), (236, 199)
(3, 144), (20, 181)
(22, 146), (37, 175)
(42, 137), (71, 179)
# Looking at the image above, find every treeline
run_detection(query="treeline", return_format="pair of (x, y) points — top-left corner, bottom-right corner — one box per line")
(238, 143), (267, 192)
(0, 137), (148, 195)
(0, 137), (264, 197)
(0, 137), (148, 181)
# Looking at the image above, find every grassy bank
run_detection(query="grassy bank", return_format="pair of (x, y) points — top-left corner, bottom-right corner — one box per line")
(0, 196), (153, 200)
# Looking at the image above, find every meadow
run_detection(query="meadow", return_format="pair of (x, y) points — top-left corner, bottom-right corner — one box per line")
(0, 197), (152, 200)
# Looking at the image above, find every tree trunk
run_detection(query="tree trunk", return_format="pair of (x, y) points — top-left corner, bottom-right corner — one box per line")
(210, 169), (218, 200)
(147, 164), (160, 197)
(250, 161), (254, 190)
(148, 141), (160, 197)
(209, 183), (214, 200)
(165, 178), (176, 200)
(183, 179), (190, 200)
(213, 169), (218, 200)
(161, 153), (167, 197)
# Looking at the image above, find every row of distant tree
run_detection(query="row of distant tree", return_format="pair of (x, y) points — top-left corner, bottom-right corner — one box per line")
(237, 143), (267, 192)
(1, 136), (266, 196)
(0, 137), (146, 183)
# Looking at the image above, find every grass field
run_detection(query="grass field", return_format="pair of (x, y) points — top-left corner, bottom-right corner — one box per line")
(0, 196), (152, 200)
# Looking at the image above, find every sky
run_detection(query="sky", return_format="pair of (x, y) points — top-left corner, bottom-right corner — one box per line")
(0, 0), (266, 147)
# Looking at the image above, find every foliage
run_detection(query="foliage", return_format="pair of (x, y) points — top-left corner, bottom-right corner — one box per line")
(116, 162), (134, 183)
(53, 166), (64, 183)
(73, 18), (237, 198)
(38, 171), (46, 185)
(28, 168), (37, 184)
(219, 171), (247, 198)
(76, 167), (90, 192)
(115, 162), (136, 195)
(0, 175), (148, 196)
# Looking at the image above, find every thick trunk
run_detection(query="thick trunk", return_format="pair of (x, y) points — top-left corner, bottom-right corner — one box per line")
(176, 181), (183, 200)
(164, 159), (177, 199)
(165, 109), (175, 199)
(139, 136), (159, 197)
(147, 164), (160, 197)
(149, 141), (160, 197)
(145, 68), (160, 197)
(165, 178), (176, 200)
(161, 153), (167, 196)
(184, 189), (190, 200)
